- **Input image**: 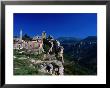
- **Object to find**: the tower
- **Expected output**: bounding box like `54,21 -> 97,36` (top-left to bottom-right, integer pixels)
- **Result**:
42,31 -> 46,39
20,29 -> 22,41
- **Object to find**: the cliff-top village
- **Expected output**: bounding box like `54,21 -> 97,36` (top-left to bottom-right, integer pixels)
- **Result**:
13,30 -> 64,75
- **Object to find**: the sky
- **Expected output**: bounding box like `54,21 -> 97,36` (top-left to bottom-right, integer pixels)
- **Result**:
13,13 -> 97,39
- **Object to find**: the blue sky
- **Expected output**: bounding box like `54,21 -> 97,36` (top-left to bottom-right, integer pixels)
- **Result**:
13,13 -> 97,39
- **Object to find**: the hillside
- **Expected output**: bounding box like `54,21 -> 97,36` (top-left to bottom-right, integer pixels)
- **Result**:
59,36 -> 97,75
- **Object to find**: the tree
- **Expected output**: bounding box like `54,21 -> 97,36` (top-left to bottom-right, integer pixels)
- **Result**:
43,39 -> 51,54
22,34 -> 32,41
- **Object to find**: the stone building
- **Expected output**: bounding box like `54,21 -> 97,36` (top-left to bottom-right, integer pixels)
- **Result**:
13,30 -> 45,54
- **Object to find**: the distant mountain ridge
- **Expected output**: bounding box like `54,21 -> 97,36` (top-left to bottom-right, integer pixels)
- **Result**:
57,36 -> 97,43
57,36 -> 97,42
57,37 -> 82,43
81,36 -> 97,42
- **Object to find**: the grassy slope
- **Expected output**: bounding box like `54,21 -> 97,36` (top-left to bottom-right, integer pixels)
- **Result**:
14,49 -> 96,75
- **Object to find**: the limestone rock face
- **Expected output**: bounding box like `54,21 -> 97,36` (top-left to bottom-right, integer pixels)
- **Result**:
31,36 -> 65,75
30,55 -> 64,75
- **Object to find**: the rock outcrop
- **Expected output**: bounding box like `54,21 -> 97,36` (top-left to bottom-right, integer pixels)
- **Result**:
30,35 -> 64,75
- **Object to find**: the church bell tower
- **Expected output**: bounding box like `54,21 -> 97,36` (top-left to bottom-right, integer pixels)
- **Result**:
20,29 -> 22,41
42,31 -> 46,39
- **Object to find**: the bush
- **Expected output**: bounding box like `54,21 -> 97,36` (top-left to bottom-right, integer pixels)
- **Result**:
14,66 -> 38,75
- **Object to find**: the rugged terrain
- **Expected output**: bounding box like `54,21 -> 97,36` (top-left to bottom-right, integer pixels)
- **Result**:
14,36 -> 97,75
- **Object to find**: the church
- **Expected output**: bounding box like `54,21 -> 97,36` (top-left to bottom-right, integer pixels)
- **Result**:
13,30 -> 46,54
